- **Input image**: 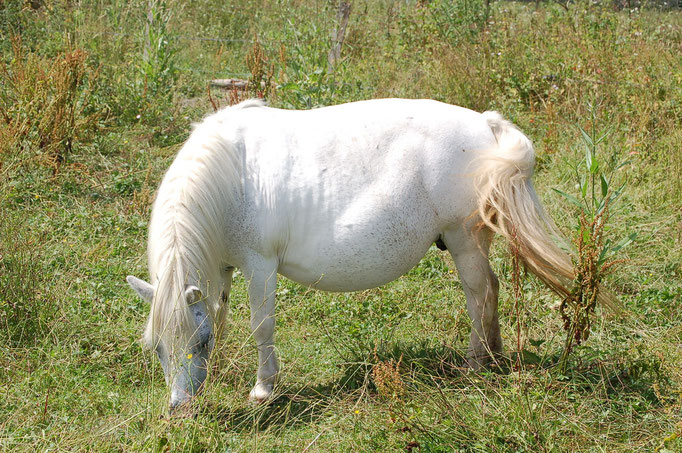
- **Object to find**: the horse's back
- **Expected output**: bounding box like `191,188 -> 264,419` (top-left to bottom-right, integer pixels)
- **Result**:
235,98 -> 495,216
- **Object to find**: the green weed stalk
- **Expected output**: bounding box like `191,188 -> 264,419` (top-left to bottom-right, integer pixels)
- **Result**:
553,103 -> 636,374
140,0 -> 177,102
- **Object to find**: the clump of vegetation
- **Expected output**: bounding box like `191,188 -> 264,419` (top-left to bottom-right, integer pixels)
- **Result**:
371,352 -> 406,401
139,0 -> 177,104
560,204 -> 616,359
245,37 -> 276,101
553,104 -> 637,372
0,212 -> 50,346
0,37 -> 97,173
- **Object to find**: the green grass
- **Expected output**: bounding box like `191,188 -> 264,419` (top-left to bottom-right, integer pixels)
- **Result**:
1,0 -> 680,451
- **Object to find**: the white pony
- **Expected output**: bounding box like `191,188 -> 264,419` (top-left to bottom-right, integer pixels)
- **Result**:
127,98 -> 585,411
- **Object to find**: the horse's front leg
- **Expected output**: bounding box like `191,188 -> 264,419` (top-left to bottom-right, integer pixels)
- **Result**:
244,260 -> 279,402
444,228 -> 503,370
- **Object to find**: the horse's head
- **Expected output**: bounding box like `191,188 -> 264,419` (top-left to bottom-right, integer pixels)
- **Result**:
126,275 -> 214,413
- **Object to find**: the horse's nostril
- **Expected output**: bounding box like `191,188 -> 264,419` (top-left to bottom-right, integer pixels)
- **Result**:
169,396 -> 191,416
169,389 -> 192,409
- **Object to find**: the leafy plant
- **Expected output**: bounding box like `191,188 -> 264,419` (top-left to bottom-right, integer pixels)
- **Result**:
429,0 -> 491,45
139,0 -> 177,101
276,14 -> 345,109
553,103 -> 636,373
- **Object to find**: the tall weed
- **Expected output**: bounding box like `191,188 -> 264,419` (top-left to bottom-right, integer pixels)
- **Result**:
245,37 -> 276,100
429,0 -> 491,45
275,7 -> 348,109
0,37 -> 97,173
140,0 -> 177,102
553,104 -> 636,372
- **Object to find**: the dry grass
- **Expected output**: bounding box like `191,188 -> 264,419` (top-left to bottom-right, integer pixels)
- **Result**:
0,36 -> 97,173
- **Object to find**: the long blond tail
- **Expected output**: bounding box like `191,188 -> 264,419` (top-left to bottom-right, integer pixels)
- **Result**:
474,112 -> 616,308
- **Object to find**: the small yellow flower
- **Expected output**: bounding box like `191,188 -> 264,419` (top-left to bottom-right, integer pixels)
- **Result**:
187,353 -> 193,360
354,410 -> 360,414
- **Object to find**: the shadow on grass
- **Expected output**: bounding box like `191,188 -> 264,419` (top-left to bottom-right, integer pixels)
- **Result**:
198,340 -> 671,432
200,341 -> 482,432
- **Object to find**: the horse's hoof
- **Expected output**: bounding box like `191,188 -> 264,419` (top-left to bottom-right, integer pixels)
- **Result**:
466,354 -> 492,371
248,382 -> 274,404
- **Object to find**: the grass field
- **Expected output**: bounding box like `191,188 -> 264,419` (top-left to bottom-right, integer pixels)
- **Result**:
1,0 -> 680,451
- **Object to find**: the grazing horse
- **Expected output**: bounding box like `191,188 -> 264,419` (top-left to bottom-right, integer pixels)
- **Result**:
127,99 -> 586,411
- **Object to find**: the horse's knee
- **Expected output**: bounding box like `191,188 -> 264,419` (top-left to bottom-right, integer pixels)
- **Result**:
251,316 -> 275,345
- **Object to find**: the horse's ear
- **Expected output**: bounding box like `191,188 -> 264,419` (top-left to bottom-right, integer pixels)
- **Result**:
127,275 -> 154,304
184,285 -> 202,304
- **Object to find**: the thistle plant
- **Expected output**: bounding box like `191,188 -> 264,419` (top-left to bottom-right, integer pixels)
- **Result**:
553,103 -> 636,374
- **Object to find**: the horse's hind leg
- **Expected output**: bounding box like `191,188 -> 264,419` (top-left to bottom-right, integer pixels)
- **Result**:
443,227 -> 502,369
243,259 -> 279,402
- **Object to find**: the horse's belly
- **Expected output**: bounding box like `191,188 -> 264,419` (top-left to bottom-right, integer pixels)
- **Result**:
279,237 -> 433,291
277,204 -> 440,291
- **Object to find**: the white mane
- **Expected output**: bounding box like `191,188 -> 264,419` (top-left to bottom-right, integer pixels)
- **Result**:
143,101 -> 262,346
